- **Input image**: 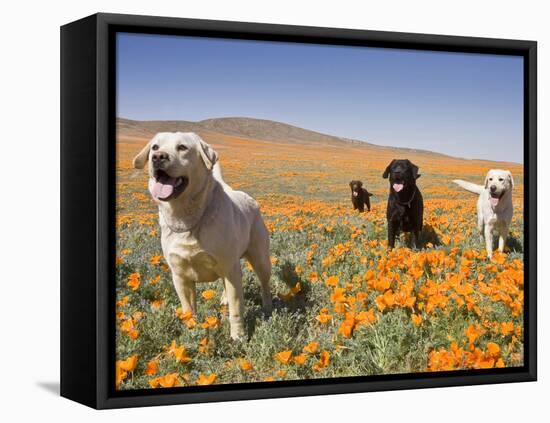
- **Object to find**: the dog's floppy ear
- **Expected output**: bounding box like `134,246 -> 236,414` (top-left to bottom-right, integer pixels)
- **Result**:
349,181 -> 354,188
382,160 -> 396,179
409,161 -> 421,180
507,171 -> 515,188
133,136 -> 155,169
195,134 -> 219,170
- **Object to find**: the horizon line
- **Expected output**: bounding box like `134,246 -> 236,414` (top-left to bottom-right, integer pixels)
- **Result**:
116,115 -> 524,166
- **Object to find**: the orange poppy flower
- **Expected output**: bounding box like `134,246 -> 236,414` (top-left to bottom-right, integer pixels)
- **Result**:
115,366 -> 128,389
196,373 -> 217,386
303,342 -> 319,354
293,354 -> 307,365
465,324 -> 483,344
486,342 -> 501,358
149,373 -> 180,388
117,355 -> 138,372
201,289 -> 216,300
411,314 -> 423,327
167,340 -> 192,363
316,308 -> 332,324
201,316 -> 220,329
274,350 -> 293,365
313,351 -> 330,372
150,255 -> 162,265
150,299 -> 163,310
145,360 -> 158,376
325,276 -> 339,287
127,272 -> 140,291
237,359 -> 253,371
501,321 -> 514,336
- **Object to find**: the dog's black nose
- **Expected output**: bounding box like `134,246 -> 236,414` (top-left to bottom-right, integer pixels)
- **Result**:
152,151 -> 169,164
490,185 -> 497,192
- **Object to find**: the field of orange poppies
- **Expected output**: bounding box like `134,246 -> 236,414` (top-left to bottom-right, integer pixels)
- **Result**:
115,124 -> 524,390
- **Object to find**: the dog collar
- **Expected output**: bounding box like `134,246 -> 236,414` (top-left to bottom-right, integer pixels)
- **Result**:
396,188 -> 416,208
159,177 -> 218,234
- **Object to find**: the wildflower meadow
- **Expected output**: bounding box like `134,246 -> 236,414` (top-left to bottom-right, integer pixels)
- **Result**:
115,127 -> 524,390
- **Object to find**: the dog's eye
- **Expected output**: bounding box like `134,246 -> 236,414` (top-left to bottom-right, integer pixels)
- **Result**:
498,178 -> 504,182
489,178 -> 493,181
152,145 -> 159,151
177,144 -> 188,152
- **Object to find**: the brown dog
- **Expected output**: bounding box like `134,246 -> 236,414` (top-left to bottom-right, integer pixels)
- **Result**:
349,180 -> 373,212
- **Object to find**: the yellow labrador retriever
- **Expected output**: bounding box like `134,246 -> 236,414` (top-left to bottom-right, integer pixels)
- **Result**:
133,132 -> 272,339
453,169 -> 514,259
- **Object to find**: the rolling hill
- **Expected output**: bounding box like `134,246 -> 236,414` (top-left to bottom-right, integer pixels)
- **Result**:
117,117 -> 463,160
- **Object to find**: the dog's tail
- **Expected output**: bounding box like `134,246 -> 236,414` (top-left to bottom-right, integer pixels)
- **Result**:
368,192 -> 374,197
453,179 -> 484,194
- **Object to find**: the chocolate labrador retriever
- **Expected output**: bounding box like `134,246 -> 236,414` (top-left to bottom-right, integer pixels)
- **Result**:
349,180 -> 373,212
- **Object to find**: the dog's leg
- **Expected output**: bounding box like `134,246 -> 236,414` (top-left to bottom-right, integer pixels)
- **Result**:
246,214 -> 273,316
484,225 -> 493,259
477,198 -> 485,243
219,289 -> 228,307
172,273 -> 196,314
365,196 -> 371,212
388,224 -> 396,249
245,252 -> 273,316
498,224 -> 510,253
412,230 -> 420,250
224,264 -> 246,340
478,214 -> 485,244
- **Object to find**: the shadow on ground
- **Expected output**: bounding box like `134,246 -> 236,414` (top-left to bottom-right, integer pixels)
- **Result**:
243,259 -> 312,337
419,224 -> 442,248
36,381 -> 60,396
506,234 -> 524,253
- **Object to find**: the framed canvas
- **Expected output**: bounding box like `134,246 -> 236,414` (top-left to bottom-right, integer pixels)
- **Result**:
60,13 -> 537,409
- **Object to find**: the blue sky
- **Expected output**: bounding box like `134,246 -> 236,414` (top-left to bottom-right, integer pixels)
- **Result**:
117,33 -> 524,163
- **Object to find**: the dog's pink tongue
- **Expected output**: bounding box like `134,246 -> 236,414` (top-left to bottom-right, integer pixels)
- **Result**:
393,183 -> 404,192
151,175 -> 178,200
490,197 -> 499,207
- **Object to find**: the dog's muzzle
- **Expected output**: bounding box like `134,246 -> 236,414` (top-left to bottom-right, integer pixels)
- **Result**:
151,169 -> 188,201
489,189 -> 505,207
152,151 -> 169,169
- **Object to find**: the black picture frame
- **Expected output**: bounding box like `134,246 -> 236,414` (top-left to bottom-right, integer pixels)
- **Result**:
60,12 -> 537,409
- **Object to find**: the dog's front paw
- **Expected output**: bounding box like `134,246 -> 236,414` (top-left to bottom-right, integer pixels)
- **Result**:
220,289 -> 228,307
261,295 -> 273,318
229,319 -> 246,341
230,330 -> 246,342
262,306 -> 273,320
